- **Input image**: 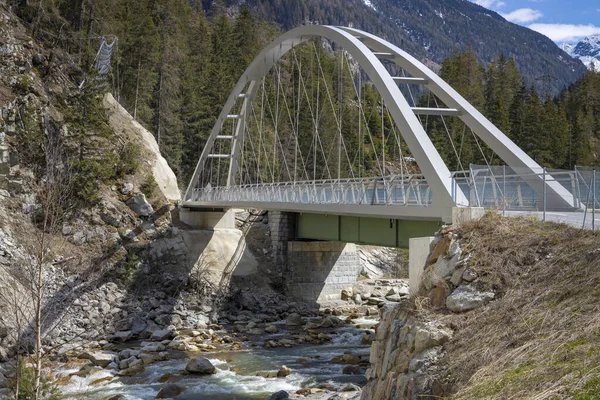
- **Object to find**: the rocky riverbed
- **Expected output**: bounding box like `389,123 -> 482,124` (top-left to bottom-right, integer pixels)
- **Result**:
22,308 -> 380,400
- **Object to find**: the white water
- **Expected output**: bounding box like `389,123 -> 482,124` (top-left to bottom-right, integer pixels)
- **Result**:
57,317 -> 378,400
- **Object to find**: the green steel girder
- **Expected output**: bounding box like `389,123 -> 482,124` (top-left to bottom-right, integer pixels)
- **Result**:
295,213 -> 441,248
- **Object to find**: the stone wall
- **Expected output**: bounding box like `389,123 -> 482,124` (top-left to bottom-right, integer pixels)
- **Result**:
268,211 -> 295,266
0,104 -> 18,191
360,304 -> 453,399
287,241 -> 361,302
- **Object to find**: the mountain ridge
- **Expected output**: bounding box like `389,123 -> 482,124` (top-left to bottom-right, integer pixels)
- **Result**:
561,34 -> 600,70
215,0 -> 587,93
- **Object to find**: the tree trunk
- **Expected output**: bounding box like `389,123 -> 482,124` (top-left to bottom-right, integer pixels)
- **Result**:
134,60 -> 141,120
33,207 -> 48,400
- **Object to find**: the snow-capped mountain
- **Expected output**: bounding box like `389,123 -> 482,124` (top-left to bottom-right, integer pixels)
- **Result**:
561,35 -> 600,70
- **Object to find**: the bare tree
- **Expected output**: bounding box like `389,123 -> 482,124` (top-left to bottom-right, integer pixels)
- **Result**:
0,114 -> 73,399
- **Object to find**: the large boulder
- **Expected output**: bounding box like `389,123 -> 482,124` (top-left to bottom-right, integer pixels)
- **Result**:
446,284 -> 495,313
269,391 -> 289,400
285,313 -> 304,326
155,384 -> 185,398
151,330 -> 172,341
277,365 -> 292,377
131,316 -> 148,336
185,357 -> 216,375
111,331 -> 132,343
126,193 -> 153,217
88,351 -> 115,368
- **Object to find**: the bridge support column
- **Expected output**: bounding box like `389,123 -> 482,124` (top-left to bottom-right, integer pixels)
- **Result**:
268,211 -> 296,266
179,208 -> 235,229
409,237 -> 435,297
287,241 -> 361,302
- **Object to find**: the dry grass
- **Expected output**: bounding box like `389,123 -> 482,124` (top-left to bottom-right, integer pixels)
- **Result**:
438,213 -> 600,399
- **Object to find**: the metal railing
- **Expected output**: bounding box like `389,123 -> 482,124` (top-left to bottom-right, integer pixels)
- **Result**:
453,164 -> 599,229
191,175 -> 433,207
190,165 -> 600,229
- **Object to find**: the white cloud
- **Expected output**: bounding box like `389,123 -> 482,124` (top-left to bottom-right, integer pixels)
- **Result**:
474,0 -> 496,8
529,23 -> 600,42
471,0 -> 506,10
501,8 -> 543,23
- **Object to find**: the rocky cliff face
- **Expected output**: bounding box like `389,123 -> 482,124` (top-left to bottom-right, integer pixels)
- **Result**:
0,2 -> 275,366
360,223 -> 501,399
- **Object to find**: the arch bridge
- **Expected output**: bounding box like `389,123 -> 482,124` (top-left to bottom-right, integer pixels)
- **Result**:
181,25 -> 578,248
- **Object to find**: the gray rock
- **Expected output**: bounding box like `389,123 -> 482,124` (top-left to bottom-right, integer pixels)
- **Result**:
269,391 -> 289,400
151,330 -> 171,341
450,267 -> 465,286
111,331 -> 132,343
62,224 -> 72,236
107,361 -> 119,370
434,252 -> 460,279
414,324 -> 452,353
121,183 -> 134,195
100,213 -> 121,228
185,357 -> 216,375
141,343 -> 166,352
409,347 -> 441,373
446,285 -> 495,313
156,383 -> 185,399
462,268 -> 478,282
73,231 -> 86,244
385,294 -> 403,302
131,316 -> 148,336
285,313 -> 304,326
0,372 -> 7,389
88,351 -> 114,368
126,193 -> 153,217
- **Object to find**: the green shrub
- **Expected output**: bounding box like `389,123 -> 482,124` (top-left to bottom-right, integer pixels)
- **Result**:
140,173 -> 159,199
116,142 -> 140,178
573,377 -> 600,400
15,74 -> 32,93
69,156 -> 117,204
3,357 -> 60,400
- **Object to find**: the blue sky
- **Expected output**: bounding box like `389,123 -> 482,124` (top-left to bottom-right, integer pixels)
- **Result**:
470,0 -> 600,42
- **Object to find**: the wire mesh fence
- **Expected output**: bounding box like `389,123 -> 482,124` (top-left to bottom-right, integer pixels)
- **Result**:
453,164 -> 599,229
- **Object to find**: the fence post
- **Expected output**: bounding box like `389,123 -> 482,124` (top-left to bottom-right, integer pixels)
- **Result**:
543,167 -> 546,222
593,169 -> 596,232
503,165 -> 506,216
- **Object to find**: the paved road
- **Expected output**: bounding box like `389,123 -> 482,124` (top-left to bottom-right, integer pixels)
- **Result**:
502,210 -> 599,230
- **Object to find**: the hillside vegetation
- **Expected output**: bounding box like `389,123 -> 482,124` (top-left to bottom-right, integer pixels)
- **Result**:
229,0 -> 585,94
426,51 -> 600,169
439,214 -> 600,399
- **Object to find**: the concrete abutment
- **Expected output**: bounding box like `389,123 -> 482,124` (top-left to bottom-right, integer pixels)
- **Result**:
287,241 -> 361,302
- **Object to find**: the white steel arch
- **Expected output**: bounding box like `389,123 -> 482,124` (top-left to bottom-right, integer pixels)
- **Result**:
184,25 -> 575,221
